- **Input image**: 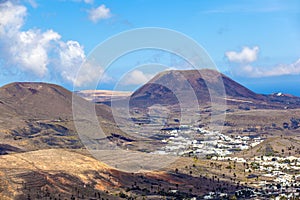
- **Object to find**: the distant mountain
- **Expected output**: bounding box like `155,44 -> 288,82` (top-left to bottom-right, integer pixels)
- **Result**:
129,69 -> 300,109
76,90 -> 132,103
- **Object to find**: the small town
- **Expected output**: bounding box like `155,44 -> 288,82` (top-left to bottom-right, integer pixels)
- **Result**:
155,126 -> 300,199
155,126 -> 264,157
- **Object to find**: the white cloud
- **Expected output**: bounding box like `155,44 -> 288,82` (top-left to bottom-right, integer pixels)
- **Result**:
226,45 -> 300,78
0,1 -> 61,77
122,70 -> 155,86
58,41 -> 112,87
235,59 -> 300,77
59,40 -> 85,69
225,46 -> 259,63
0,1 -> 26,34
0,1 -> 109,87
13,29 -> 61,77
88,4 -> 111,23
63,60 -> 111,87
58,40 -> 86,86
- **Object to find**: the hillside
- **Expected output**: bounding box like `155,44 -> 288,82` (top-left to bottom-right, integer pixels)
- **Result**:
0,82 -> 116,153
0,82 -> 73,119
0,149 -> 239,199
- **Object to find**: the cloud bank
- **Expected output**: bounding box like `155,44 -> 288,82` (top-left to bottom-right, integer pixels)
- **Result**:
238,59 -> 300,78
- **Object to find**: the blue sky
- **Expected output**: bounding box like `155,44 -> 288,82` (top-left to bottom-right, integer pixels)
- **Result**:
0,0 -> 300,95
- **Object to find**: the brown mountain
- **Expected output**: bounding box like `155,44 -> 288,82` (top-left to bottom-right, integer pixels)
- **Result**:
129,69 -> 300,109
0,82 -> 73,119
0,82 -> 115,153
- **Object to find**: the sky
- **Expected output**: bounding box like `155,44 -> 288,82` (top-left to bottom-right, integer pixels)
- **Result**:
0,0 -> 300,95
